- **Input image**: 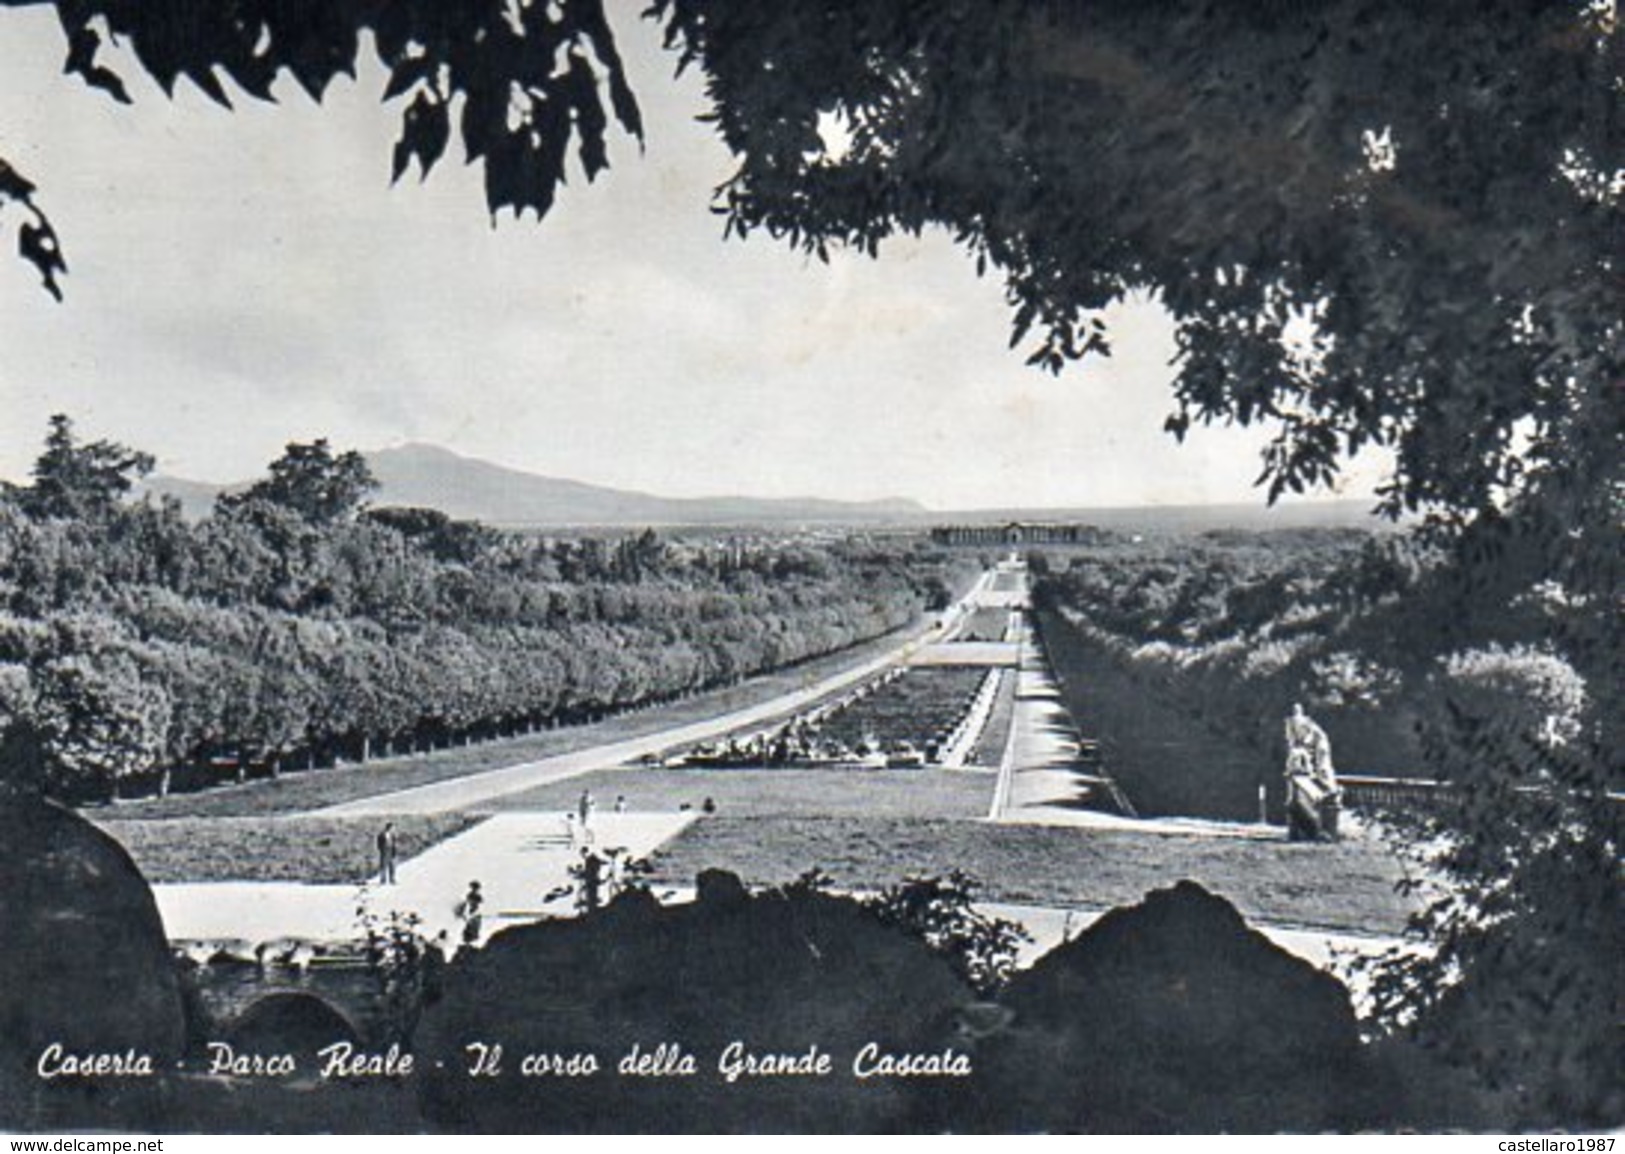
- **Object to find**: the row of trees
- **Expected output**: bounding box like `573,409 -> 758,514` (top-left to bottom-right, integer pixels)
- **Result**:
1032,528 -> 1619,1127
2,1 -> 1616,1127
1032,529 -> 1423,775
0,417 -> 969,801
1032,528 -> 1597,779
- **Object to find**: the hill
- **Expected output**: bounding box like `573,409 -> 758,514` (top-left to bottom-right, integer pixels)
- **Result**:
940,499 -> 1389,534
140,443 -> 930,527
136,444 -> 1385,531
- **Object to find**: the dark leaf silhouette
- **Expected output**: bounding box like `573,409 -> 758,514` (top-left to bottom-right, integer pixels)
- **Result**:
2,150 -> 68,300
18,217 -> 67,301
648,0 -> 1620,528
392,90 -> 450,183
381,54 -> 436,103
21,0 -> 647,259
0,156 -> 37,200
63,23 -> 131,104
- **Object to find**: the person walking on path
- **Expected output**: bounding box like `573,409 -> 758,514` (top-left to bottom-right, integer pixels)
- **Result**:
376,821 -> 398,885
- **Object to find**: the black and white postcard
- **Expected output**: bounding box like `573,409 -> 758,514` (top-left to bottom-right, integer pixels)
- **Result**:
0,0 -> 1618,1136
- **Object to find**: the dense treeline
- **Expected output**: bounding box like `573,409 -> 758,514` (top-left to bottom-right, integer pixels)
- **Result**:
1032,526 -> 1605,786
1031,528 -> 1435,777
0,419 -> 970,802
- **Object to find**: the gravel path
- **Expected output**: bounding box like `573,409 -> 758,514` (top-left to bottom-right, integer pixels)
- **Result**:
152,811 -> 695,946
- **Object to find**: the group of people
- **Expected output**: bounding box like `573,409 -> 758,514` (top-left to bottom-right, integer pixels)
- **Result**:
569,843 -> 634,912
375,823 -> 484,944
564,790 -> 638,911
563,789 -> 629,849
372,788 -> 650,950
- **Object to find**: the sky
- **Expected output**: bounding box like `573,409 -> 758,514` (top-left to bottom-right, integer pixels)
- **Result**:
0,4 -> 1387,511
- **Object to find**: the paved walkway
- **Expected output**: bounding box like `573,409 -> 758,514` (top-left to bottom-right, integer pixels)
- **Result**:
151,565 -> 1019,943
906,641 -> 1021,666
318,571 -> 1001,817
641,884 -> 1413,1010
159,865 -> 1412,1012
975,900 -> 1419,1013
153,811 -> 695,947
976,899 -> 1410,969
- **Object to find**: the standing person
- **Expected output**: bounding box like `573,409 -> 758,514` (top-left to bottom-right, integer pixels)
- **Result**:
613,794 -> 627,814
578,789 -> 596,845
456,881 -> 484,946
422,931 -> 452,1002
376,821 -> 398,885
577,849 -> 605,913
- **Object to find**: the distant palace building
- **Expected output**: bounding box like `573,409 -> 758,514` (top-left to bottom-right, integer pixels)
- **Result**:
930,521 -> 1100,546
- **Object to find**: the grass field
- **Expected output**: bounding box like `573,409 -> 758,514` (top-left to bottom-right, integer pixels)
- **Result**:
94,813 -> 481,883
480,766 -> 996,818
88,619 -> 928,820
647,815 -> 1415,934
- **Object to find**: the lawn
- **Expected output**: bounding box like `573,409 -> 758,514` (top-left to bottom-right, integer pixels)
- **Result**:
480,766 -> 996,819
647,816 -> 1415,935
86,618 -> 928,820
94,813 -> 482,883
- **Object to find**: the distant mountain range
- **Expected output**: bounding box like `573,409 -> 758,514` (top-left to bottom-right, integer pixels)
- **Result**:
140,443 -> 931,527
138,442 -> 1384,531
938,499 -> 1390,533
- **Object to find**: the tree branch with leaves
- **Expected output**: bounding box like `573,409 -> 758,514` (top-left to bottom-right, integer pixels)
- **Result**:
0,154 -> 66,299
